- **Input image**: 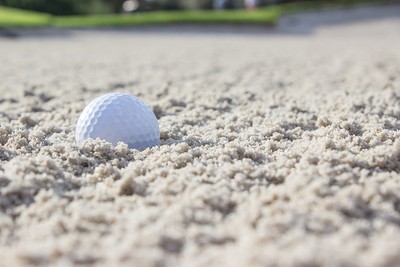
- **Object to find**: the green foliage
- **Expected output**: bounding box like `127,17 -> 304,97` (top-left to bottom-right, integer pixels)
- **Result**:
176,0 -> 212,9
0,0 -> 113,15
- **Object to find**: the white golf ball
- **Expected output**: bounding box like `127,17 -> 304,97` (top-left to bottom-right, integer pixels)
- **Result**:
76,93 -> 160,150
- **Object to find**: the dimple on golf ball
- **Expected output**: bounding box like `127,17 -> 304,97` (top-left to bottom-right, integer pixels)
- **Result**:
76,93 -> 160,150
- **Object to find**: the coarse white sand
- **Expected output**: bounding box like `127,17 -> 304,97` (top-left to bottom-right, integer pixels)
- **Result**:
1,4 -> 400,267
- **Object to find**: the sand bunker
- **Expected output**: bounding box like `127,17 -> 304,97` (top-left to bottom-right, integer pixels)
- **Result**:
1,4 -> 400,267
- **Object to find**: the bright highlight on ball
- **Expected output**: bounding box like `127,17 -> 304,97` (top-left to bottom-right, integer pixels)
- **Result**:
76,93 -> 160,150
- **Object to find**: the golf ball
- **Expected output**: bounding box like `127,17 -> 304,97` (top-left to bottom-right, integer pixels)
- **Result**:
76,93 -> 160,150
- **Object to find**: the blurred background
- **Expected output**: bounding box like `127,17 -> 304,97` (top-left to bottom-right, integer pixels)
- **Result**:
0,0 -> 343,15
0,0 -> 391,28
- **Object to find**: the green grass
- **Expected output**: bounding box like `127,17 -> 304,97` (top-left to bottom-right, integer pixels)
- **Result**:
0,0 -> 393,28
0,6 -> 51,27
53,9 -> 280,27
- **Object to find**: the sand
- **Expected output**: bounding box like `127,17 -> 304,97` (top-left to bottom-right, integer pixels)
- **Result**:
1,3 -> 400,267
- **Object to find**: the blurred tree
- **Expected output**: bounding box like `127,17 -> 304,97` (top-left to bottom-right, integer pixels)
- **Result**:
176,0 -> 212,9
110,0 -> 175,12
158,0 -> 180,9
0,0 -> 113,15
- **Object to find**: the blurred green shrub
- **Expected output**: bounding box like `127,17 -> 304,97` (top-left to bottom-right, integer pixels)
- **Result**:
0,0 -> 113,15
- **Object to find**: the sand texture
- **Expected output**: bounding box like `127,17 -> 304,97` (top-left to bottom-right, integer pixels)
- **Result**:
1,4 -> 400,267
